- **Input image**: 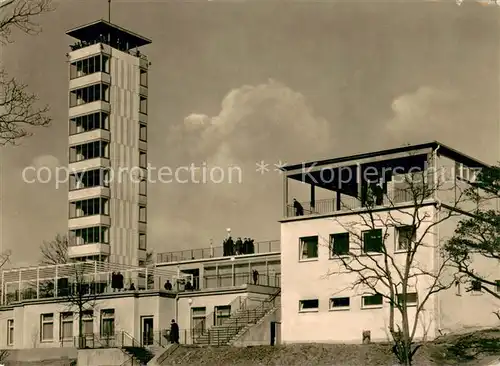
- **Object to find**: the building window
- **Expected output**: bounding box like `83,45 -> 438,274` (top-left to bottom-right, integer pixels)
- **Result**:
139,95 -> 148,114
7,319 -> 14,346
363,229 -> 383,253
139,205 -> 147,223
69,54 -> 110,79
40,313 -> 54,341
299,236 -> 318,260
139,150 -> 147,168
69,168 -> 110,190
330,233 -> 349,256
69,140 -> 110,162
361,294 -> 383,308
69,83 -> 110,107
69,226 -> 109,245
139,233 -> 147,250
139,123 -> 147,142
191,307 -> 206,334
60,312 -> 73,340
396,293 -> 418,306
69,198 -> 110,218
82,310 -> 94,336
140,68 -> 148,87
299,299 -> 319,312
139,179 -> 147,196
471,280 -> 482,293
69,112 -> 109,135
396,225 -> 416,251
329,297 -> 350,310
214,305 -> 231,326
101,309 -> 115,337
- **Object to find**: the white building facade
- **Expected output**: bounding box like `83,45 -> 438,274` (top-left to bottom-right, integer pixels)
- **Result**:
280,142 -> 500,344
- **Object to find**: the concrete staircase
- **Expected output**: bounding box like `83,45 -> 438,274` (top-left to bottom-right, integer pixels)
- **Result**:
194,290 -> 280,346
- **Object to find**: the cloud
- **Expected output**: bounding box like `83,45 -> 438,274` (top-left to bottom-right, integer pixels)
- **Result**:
184,113 -> 210,128
31,154 -> 61,171
150,80 -> 334,250
20,154 -> 62,183
385,86 -> 458,144
171,79 -> 332,165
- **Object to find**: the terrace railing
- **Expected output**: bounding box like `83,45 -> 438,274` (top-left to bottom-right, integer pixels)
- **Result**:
285,187 -> 427,218
1,261 -> 192,305
156,240 -> 280,263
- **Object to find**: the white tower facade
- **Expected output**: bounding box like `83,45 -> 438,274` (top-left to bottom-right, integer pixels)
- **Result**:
66,20 -> 151,266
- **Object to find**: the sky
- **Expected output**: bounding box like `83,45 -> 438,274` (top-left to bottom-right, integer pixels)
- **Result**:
0,0 -> 498,267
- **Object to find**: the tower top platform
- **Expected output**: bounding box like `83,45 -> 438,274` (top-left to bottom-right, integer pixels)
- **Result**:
67,19 -> 152,51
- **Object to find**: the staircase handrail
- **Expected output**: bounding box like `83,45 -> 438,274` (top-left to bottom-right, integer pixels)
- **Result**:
193,295 -> 247,336
204,289 -> 281,345
221,290 -> 280,330
121,330 -> 143,348
74,331 -> 142,366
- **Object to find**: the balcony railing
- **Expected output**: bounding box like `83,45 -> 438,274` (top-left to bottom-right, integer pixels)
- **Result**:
69,40 -> 148,61
156,240 -> 280,263
286,187 -> 424,218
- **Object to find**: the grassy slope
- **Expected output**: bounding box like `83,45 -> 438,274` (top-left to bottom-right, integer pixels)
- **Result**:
161,329 -> 500,366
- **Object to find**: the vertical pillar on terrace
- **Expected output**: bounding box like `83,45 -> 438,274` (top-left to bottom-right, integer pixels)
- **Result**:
283,174 -> 288,217
1,270 -> 4,305
215,263 -> 219,289
310,184 -> 316,212
265,259 -> 269,286
55,265 -> 58,298
231,263 -> 235,287
336,191 -> 341,211
36,267 -> 40,300
18,270 -> 21,301
356,163 -> 362,202
94,261 -> 98,288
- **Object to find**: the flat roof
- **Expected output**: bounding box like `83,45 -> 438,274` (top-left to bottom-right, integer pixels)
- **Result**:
66,19 -> 152,48
281,141 -> 489,172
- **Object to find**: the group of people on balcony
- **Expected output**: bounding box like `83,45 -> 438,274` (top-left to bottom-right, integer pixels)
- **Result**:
222,237 -> 255,257
164,279 -> 197,292
70,35 -> 143,56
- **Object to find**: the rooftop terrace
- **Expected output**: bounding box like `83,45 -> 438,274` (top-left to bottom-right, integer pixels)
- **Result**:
156,240 -> 280,264
281,141 -> 488,219
1,261 -> 190,306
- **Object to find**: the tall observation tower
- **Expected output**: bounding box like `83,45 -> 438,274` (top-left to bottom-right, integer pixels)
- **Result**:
66,19 -> 151,266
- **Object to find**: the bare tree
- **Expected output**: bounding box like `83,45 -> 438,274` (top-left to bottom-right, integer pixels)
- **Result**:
0,0 -> 53,145
59,262 -> 100,348
324,166 -> 465,365
445,165 -> 500,306
39,234 -> 68,265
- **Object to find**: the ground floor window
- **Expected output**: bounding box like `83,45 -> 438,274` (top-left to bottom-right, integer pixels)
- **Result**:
101,309 -> 115,337
214,305 -> 231,326
7,319 -> 14,345
60,312 -> 73,340
40,313 -> 54,341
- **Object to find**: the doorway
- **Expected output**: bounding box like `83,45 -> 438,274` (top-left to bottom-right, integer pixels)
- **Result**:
141,316 -> 154,346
